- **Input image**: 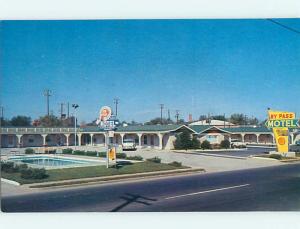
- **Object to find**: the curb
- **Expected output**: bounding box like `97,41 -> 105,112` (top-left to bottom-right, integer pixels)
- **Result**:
27,168 -> 205,188
1,178 -> 20,186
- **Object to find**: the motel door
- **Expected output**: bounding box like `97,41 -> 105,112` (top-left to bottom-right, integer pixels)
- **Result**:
7,135 -> 15,147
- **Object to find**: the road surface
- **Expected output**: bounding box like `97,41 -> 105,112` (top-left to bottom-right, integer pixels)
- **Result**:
2,163 -> 300,212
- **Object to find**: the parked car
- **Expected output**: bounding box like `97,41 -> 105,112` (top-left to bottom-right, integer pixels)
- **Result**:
122,139 -> 137,151
230,139 -> 247,148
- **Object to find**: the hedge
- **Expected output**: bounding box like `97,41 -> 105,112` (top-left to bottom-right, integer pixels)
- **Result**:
25,148 -> 35,154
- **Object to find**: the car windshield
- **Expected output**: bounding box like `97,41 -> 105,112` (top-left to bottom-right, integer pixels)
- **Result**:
123,139 -> 134,143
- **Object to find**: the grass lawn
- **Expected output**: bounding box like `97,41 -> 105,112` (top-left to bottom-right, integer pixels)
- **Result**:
1,162 -> 189,184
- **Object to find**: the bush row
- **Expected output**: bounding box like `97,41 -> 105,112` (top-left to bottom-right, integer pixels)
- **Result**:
1,161 -> 48,180
62,148 -> 127,159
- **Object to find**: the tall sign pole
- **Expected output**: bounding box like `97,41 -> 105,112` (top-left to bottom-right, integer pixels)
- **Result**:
96,106 -> 118,168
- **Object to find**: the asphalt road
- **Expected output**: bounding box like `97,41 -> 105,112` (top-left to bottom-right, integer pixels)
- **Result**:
2,163 -> 300,212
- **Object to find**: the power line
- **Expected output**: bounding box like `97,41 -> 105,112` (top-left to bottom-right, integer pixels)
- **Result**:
267,19 -> 300,35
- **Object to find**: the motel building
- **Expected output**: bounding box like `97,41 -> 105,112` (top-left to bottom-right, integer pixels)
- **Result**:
1,122 -> 300,150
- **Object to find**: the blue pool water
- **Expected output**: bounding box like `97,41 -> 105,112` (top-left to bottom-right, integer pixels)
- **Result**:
9,156 -> 91,167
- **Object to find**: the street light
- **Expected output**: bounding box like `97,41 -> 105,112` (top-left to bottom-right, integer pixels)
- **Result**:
72,104 -> 79,151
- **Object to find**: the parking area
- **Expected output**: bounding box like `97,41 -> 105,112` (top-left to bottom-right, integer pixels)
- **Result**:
123,147 -> 282,172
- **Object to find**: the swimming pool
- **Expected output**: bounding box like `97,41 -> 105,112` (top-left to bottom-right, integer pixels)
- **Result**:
8,156 -> 104,168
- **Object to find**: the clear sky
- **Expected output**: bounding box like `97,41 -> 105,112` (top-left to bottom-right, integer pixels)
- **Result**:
1,19 -> 300,123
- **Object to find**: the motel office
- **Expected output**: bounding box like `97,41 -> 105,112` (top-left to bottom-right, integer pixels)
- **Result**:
1,124 -> 300,149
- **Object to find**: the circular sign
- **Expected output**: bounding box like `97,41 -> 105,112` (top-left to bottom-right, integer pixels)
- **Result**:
99,106 -> 112,122
278,137 -> 286,145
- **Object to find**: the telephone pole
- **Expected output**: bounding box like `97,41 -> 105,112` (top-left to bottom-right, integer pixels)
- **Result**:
0,106 -> 3,127
167,109 -> 171,121
43,89 -> 52,116
114,98 -> 119,117
175,110 -> 179,124
59,103 -> 65,119
159,104 -> 164,124
67,102 -> 70,118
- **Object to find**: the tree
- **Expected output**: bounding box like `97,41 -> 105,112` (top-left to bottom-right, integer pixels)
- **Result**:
39,115 -> 62,127
229,113 -> 246,125
191,136 -> 200,149
10,116 -> 31,126
174,130 -> 194,150
0,118 -> 11,126
248,117 -> 259,125
199,115 -> 207,121
211,115 -> 226,121
201,140 -> 211,149
220,139 -> 230,149
145,117 -> 174,125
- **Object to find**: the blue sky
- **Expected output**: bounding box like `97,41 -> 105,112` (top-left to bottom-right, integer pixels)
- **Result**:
1,19 -> 300,123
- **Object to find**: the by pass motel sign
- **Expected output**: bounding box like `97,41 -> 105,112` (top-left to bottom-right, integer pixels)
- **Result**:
265,110 -> 299,153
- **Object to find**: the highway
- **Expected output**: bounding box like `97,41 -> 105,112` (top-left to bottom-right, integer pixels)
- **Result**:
2,163 -> 300,212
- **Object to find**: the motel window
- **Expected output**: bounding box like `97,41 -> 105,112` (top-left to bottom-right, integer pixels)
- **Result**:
143,135 -> 147,145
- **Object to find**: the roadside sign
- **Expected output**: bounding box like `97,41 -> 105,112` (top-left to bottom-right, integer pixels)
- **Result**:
108,147 -> 116,161
268,111 -> 295,120
265,119 -> 299,128
266,110 -> 298,153
108,131 -> 114,137
99,106 -> 112,122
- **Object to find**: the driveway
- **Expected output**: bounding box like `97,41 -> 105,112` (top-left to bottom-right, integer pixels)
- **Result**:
124,148 -> 282,172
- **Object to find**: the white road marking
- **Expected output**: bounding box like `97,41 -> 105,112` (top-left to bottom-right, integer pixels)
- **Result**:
165,184 -> 250,200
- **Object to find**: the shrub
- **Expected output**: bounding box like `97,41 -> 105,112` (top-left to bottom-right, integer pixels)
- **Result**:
126,155 -> 143,161
269,154 -> 282,160
1,161 -> 17,173
147,157 -> 161,163
168,161 -> 182,167
47,150 -> 56,154
16,163 -> 28,171
116,153 -> 127,159
25,148 -> 35,154
73,150 -> 85,155
98,152 -> 107,157
62,148 -> 73,154
85,151 -> 98,157
20,168 -> 48,179
201,140 -> 211,149
220,139 -> 230,149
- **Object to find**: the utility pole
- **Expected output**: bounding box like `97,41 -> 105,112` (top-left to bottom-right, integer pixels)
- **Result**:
0,106 -> 3,127
224,113 -> 226,128
59,103 -> 64,119
72,104 -> 79,151
175,110 -> 179,124
67,102 -> 70,118
159,104 -> 164,124
114,98 -> 119,117
43,89 -> 52,116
